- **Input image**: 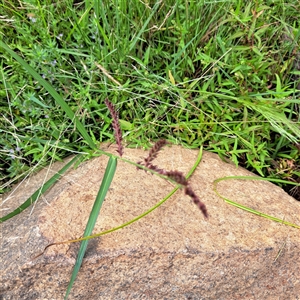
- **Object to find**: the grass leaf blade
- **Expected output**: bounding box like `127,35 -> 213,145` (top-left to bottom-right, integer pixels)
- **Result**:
59,146 -> 203,244
64,156 -> 117,299
213,176 -> 300,229
0,155 -> 81,223
129,0 -> 162,52
0,41 -> 96,149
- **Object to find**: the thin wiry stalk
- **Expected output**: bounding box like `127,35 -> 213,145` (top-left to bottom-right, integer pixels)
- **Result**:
138,140 -> 208,218
105,99 -> 123,157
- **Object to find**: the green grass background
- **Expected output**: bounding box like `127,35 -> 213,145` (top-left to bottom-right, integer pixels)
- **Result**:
1,0 -> 299,198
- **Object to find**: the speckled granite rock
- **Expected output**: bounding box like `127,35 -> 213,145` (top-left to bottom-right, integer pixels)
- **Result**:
1,144 -> 299,299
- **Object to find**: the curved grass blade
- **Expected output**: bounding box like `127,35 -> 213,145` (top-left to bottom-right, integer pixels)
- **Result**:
64,156 -> 117,300
129,0 -> 162,52
213,176 -> 300,229
39,147 -> 203,249
0,155 -> 81,223
0,41 -> 96,150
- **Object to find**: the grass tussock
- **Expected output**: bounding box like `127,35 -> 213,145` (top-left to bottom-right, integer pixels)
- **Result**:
0,0 -> 299,199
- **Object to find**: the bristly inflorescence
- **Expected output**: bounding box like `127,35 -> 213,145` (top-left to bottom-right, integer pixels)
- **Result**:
105,99 -> 123,157
103,106 -> 208,218
137,140 -> 208,218
137,139 -> 168,171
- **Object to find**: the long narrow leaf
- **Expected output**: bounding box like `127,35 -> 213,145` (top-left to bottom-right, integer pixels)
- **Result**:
44,147 -> 203,247
0,155 -> 81,223
129,1 -> 162,52
213,176 -> 300,229
0,41 -> 96,149
64,156 -> 117,299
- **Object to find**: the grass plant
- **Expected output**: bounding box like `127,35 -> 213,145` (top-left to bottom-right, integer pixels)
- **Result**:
63,99 -> 207,298
31,98 -> 298,299
1,0 -> 300,298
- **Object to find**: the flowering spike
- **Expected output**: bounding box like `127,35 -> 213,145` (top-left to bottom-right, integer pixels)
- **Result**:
137,140 -> 208,218
105,99 -> 123,157
185,187 -> 208,218
144,139 -> 168,167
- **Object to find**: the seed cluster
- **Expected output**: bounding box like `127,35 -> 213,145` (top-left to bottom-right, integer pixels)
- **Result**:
105,100 -> 208,218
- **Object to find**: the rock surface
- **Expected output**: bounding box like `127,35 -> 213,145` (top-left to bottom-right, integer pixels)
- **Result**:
1,144 -> 299,299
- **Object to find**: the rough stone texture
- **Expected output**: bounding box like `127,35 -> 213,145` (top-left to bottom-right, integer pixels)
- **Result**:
1,144 -> 299,300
